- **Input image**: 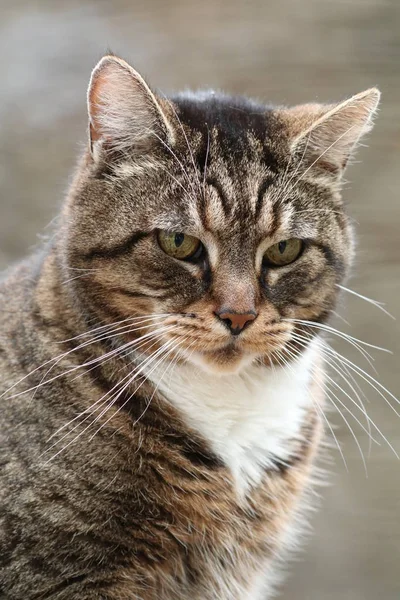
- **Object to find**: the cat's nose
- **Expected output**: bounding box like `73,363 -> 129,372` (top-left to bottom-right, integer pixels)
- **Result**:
215,309 -> 257,336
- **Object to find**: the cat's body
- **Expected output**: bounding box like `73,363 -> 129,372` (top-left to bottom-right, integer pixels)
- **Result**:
0,55 -> 379,599
0,254 -> 321,599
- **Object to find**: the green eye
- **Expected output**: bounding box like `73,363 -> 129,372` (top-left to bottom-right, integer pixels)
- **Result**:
264,238 -> 303,267
157,230 -> 202,260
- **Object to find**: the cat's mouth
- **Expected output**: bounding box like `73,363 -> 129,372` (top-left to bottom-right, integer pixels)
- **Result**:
161,313 -> 291,374
186,342 -> 258,375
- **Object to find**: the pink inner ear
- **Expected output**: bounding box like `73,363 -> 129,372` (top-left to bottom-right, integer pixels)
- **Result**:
88,69 -> 110,145
87,56 -> 174,155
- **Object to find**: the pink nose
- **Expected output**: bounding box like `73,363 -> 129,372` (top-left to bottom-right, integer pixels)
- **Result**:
215,309 -> 257,336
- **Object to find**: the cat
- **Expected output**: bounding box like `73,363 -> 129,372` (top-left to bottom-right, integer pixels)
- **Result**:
0,54 -> 380,599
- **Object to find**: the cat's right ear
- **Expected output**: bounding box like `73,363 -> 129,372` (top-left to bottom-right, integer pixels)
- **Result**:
87,55 -> 174,157
280,88 -> 380,182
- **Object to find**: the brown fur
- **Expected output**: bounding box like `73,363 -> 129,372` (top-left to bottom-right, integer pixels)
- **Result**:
0,55 -> 379,599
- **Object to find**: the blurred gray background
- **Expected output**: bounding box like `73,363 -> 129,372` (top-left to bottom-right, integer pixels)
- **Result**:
0,1 -> 399,598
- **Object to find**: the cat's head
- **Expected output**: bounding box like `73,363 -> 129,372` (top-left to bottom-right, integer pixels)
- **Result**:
61,55 -> 379,374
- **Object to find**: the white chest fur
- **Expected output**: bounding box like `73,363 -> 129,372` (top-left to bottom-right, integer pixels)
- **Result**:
148,343 -> 317,495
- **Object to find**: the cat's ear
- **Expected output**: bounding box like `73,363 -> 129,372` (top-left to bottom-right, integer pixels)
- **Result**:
87,55 -> 174,156
282,88 -> 380,180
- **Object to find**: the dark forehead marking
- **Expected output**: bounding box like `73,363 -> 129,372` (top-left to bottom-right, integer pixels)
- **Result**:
255,175 -> 275,221
205,176 -> 231,217
169,93 -> 288,230
172,93 -> 268,135
171,92 -> 284,173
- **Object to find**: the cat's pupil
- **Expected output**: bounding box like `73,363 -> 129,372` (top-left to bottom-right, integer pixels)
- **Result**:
174,233 -> 185,247
278,241 -> 287,254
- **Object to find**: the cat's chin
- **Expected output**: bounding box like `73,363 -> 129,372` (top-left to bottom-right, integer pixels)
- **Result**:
185,348 -> 258,375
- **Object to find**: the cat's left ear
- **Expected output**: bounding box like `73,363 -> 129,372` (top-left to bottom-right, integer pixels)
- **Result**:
281,88 -> 380,180
87,55 -> 174,156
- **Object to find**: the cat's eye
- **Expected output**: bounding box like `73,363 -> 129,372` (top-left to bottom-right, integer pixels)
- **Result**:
157,230 -> 202,260
263,238 -> 303,267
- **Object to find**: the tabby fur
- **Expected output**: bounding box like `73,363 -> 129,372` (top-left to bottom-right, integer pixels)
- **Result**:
0,55 -> 379,599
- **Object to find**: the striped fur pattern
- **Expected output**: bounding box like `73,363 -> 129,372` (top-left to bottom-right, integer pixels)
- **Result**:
0,55 -> 379,599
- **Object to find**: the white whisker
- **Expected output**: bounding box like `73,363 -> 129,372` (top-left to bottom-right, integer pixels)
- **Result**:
42,336 -> 182,463
47,327 -> 182,442
284,342 -> 369,473
92,335 -> 191,442
31,319 -> 174,402
284,317 -> 391,364
273,346 -> 349,471
147,127 -> 199,199
294,124 -> 357,188
337,284 -> 395,319
278,133 -> 311,205
285,340 -> 379,445
0,314 -> 172,402
288,332 -> 399,458
163,96 -> 204,198
9,324 -> 178,401
60,314 -> 171,343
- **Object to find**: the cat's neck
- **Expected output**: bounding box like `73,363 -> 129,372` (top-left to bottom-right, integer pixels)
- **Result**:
147,343 -> 320,495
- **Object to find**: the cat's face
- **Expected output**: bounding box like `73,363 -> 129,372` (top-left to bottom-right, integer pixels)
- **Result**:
61,56 -> 379,374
